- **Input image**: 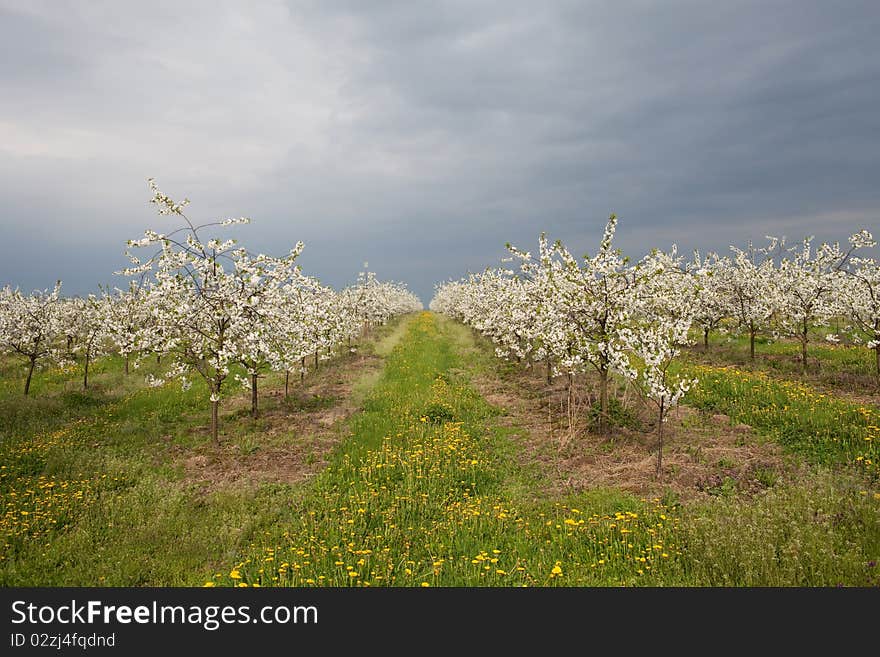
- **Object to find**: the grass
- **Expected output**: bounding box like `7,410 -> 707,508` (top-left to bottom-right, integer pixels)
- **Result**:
217,313 -> 880,586
2,313 -> 878,586
676,471 -> 880,586
0,366 -> 277,585
687,328 -> 879,389
0,320 -> 406,585
218,313 -> 681,587
682,364 -> 879,478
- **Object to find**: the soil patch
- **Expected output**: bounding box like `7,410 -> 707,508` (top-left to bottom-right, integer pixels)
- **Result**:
474,365 -> 800,503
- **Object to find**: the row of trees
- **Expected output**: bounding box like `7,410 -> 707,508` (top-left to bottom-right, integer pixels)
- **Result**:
430,215 -> 878,474
688,230 -> 878,372
0,180 -> 422,442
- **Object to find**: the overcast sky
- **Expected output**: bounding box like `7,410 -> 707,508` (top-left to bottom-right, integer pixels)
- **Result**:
1,0 -> 878,302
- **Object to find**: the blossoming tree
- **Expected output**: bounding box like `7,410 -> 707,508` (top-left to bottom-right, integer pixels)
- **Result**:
121,179 -> 262,443
0,281 -> 64,395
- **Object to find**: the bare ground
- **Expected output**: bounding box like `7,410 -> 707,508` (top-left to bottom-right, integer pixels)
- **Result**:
473,365 -> 802,503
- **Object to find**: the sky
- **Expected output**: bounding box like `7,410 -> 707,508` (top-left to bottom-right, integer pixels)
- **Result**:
1,0 -> 879,303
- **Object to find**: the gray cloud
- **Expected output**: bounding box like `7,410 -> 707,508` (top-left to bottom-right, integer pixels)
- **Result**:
1,0 -> 878,301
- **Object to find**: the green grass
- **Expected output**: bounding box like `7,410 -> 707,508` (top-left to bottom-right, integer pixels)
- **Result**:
218,313 -> 680,587
689,327 -> 878,386
675,471 -> 880,586
218,313 -> 880,587
682,364 -> 879,478
0,320 -> 406,585
0,352 -> 293,585
2,313 -> 878,586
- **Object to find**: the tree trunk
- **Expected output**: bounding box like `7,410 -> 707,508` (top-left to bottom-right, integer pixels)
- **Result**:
301,357 -> 306,384
83,347 -> 90,390
749,324 -> 756,360
875,324 -> 880,382
546,358 -> 552,385
24,355 -> 36,395
251,373 -> 258,418
704,327 -> 709,349
567,373 -> 574,436
599,367 -> 609,435
314,350 -> 319,370
801,318 -> 808,374
656,398 -> 665,478
211,396 -> 220,445
157,353 -> 161,365
124,355 -> 129,375
285,371 -> 290,398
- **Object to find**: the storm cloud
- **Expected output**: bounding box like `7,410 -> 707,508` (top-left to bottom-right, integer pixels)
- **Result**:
1,0 -> 878,301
